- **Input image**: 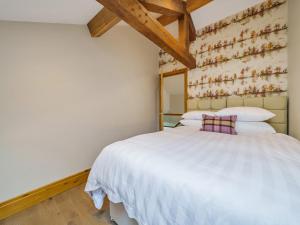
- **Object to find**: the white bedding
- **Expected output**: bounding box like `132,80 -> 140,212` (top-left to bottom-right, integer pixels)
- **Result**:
85,126 -> 300,225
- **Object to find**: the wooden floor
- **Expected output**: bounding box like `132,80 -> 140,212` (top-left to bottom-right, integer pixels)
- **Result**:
0,184 -> 113,225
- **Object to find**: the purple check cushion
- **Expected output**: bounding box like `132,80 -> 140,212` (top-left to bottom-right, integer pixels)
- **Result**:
201,114 -> 237,135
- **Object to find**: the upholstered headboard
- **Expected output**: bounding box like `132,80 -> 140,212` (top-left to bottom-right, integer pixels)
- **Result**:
187,96 -> 288,134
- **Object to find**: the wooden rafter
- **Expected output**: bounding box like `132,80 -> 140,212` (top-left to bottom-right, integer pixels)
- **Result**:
88,0 -> 212,37
188,13 -> 196,42
157,0 -> 212,25
139,0 -> 185,16
88,8 -> 120,37
178,4 -> 190,49
186,0 -> 211,12
95,0 -> 196,68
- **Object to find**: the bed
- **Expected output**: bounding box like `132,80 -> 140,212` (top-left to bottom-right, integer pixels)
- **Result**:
85,96 -> 300,225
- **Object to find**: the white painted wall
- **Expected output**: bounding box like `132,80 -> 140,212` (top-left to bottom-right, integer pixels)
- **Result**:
163,89 -> 170,113
163,75 -> 185,114
288,0 -> 300,140
169,94 -> 184,114
0,21 -> 159,202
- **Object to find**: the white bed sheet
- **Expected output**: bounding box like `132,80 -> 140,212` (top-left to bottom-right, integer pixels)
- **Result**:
85,126 -> 300,225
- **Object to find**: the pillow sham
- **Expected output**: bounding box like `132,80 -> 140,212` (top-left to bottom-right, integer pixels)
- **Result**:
236,122 -> 276,134
216,107 -> 275,122
180,119 -> 203,128
201,115 -> 237,135
181,119 -> 276,135
182,111 -> 215,120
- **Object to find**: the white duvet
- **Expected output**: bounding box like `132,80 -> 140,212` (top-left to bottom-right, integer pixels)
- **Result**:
85,127 -> 300,225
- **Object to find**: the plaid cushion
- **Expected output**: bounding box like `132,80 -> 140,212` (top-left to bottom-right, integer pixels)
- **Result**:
201,114 -> 237,135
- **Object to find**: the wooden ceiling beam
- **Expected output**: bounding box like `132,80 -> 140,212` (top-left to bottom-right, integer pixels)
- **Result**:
178,12 -> 190,50
96,0 -> 196,69
88,0 -> 212,38
178,2 -> 195,47
88,8 -> 121,37
139,0 -> 185,16
158,0 -> 212,26
186,0 -> 211,12
178,2 -> 190,49
188,13 -> 196,42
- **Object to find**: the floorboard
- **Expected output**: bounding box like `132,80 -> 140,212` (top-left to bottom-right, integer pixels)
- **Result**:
0,184 -> 112,225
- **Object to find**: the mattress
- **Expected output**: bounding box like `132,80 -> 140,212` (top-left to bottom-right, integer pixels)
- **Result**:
85,126 -> 300,225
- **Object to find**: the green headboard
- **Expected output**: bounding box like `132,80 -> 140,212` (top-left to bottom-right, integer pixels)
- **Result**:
187,96 -> 288,134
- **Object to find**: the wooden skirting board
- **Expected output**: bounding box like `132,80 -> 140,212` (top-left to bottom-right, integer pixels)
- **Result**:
0,169 -> 91,220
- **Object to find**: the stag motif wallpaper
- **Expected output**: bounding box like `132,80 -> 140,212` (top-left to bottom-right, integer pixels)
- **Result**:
159,0 -> 288,99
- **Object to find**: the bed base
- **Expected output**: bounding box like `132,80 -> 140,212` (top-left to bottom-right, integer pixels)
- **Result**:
110,202 -> 139,225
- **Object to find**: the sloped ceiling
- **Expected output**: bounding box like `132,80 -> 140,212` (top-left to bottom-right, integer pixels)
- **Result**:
0,0 -> 102,24
190,0 -> 264,29
0,0 -> 264,27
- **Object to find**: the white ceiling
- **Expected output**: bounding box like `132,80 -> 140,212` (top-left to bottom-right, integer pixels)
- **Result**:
164,75 -> 185,95
0,0 -> 102,24
0,0 -> 265,26
191,0 -> 265,29
166,0 -> 265,36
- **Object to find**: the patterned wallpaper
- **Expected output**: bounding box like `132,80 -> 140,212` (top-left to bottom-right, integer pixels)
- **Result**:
159,0 -> 288,99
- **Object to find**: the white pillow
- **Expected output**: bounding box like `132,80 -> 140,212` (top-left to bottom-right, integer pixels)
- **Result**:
182,111 -> 215,120
180,119 -> 202,128
180,119 -> 276,135
236,122 -> 276,134
216,107 -> 275,122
